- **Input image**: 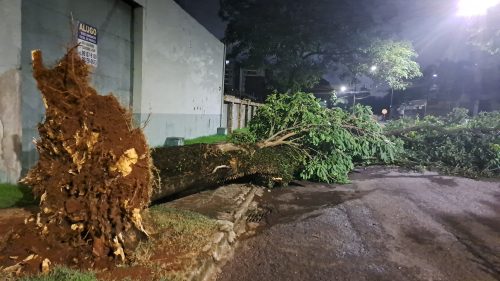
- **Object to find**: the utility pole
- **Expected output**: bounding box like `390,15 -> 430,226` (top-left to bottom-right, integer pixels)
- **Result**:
389,88 -> 394,118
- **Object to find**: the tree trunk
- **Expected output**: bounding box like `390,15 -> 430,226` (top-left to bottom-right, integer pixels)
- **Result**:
150,143 -> 302,201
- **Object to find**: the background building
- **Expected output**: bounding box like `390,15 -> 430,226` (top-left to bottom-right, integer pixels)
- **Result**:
0,0 -> 225,183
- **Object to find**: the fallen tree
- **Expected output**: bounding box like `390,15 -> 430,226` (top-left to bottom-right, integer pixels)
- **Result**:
385,108 -> 500,177
151,144 -> 302,201
152,93 -> 402,201
2,50 -> 399,275
11,48 -> 152,267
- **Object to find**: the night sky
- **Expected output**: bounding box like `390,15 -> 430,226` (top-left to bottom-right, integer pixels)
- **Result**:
175,0 -> 225,39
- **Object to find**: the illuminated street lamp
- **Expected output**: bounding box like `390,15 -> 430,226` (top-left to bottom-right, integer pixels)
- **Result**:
382,108 -> 388,120
457,0 -> 500,17
370,65 -> 377,72
340,85 -> 347,92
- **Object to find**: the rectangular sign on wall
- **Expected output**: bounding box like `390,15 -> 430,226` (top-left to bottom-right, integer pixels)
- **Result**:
77,21 -> 98,67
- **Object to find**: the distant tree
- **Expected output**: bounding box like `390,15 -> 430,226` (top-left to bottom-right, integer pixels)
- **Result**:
219,0 -> 408,92
358,40 -> 422,91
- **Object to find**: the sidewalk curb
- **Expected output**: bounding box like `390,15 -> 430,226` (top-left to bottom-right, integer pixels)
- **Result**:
186,186 -> 258,281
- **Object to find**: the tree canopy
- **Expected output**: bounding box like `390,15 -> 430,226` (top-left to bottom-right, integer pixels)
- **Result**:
219,0 -> 420,91
359,40 -> 422,90
232,92 -> 402,183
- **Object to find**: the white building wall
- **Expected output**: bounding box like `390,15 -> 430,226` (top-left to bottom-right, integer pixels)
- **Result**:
134,0 -> 225,146
20,0 -> 134,171
0,0 -> 22,183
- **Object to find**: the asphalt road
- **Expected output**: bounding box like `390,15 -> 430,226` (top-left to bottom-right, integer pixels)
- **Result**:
217,167 -> 500,281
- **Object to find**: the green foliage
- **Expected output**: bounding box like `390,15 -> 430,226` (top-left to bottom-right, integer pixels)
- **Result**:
249,92 -> 326,139
0,183 -> 36,209
386,109 -> 500,177
228,128 -> 257,144
248,92 -> 402,183
443,108 -> 469,125
184,134 -> 227,145
360,40 -> 422,90
467,111 -> 500,130
20,267 -> 97,281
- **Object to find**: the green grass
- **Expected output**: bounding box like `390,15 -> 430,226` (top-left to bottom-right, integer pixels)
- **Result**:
149,206 -> 218,279
19,267 -> 97,281
0,183 -> 36,209
148,206 -> 218,238
184,134 -> 227,145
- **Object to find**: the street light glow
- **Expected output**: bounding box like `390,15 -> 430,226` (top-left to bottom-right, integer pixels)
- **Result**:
370,65 -> 377,72
340,86 -> 347,92
457,0 -> 500,17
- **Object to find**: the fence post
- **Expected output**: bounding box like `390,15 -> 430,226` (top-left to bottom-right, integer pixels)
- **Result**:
227,102 -> 233,133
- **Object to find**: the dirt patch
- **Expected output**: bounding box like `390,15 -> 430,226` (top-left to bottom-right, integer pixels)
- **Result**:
1,48 -> 152,277
0,208 -> 32,249
0,209 -> 95,278
0,219 -> 98,276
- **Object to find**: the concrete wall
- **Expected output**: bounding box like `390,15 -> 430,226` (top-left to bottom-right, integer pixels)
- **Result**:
21,0 -> 134,171
0,0 -> 22,183
134,0 -> 225,146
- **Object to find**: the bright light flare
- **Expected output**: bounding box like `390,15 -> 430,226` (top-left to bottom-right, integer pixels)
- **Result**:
457,0 -> 500,17
340,86 -> 347,92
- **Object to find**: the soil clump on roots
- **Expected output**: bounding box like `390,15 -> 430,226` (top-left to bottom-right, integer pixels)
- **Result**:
0,48 -> 152,276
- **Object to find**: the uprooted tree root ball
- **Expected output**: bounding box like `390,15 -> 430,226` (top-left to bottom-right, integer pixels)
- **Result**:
4,48 -> 152,273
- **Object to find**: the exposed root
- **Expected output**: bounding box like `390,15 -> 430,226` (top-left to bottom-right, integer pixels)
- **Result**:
20,48 -> 152,265
211,165 -> 231,174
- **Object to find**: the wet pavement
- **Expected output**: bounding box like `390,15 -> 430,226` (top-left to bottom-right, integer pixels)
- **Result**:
216,167 -> 500,281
